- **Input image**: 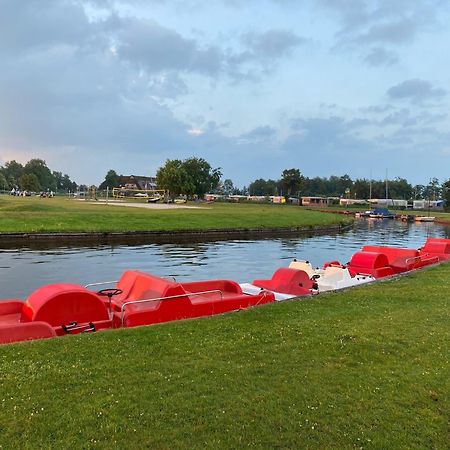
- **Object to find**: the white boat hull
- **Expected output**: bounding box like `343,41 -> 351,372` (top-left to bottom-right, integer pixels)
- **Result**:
289,261 -> 375,291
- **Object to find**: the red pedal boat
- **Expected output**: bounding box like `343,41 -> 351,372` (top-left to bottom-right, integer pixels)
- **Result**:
0,271 -> 275,345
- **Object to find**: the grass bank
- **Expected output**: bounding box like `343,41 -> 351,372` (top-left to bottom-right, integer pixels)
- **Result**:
1,264 -> 449,449
0,195 -> 350,234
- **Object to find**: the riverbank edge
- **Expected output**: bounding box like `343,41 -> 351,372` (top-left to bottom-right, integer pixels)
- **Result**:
0,222 -> 353,246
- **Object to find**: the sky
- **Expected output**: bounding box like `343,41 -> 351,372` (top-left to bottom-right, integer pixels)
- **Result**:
0,0 -> 449,187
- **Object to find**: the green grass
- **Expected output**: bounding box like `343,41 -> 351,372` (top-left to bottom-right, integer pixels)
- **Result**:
0,195 -> 350,234
1,264 -> 449,449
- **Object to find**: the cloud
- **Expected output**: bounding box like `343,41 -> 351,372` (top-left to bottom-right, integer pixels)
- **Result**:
187,128 -> 204,136
358,19 -> 418,45
1,0 -> 449,187
241,29 -> 304,59
238,125 -> 277,144
317,0 -> 445,61
112,17 -> 223,75
0,0 -> 92,56
363,47 -> 398,66
387,79 -> 447,103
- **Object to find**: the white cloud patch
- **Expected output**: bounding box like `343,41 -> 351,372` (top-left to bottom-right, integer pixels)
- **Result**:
187,128 -> 205,136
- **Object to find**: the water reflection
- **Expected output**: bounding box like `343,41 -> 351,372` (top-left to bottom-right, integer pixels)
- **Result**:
0,219 -> 448,299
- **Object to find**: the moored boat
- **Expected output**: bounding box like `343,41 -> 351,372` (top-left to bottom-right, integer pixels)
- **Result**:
368,208 -> 395,219
0,271 -> 275,345
288,260 -> 375,291
414,216 -> 436,222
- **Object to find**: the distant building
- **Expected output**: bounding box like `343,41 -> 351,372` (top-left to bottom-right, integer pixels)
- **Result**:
413,200 -> 444,210
300,196 -> 339,207
368,199 -> 408,208
339,199 -> 368,206
118,175 -> 157,190
205,194 -> 224,201
270,196 -> 286,204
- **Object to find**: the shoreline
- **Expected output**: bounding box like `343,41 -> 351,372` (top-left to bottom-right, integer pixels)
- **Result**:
0,223 -> 352,247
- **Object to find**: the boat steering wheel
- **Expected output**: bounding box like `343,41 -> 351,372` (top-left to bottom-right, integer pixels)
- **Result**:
97,288 -> 123,298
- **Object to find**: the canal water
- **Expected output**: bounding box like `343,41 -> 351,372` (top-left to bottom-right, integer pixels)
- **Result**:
1,219 -> 449,299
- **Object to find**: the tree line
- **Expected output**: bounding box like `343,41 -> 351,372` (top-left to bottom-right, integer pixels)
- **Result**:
4,156 -> 447,206
0,159 -> 78,193
247,172 -> 448,201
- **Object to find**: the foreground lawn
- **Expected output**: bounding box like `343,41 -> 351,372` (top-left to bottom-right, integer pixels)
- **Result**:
1,264 -> 449,449
0,195 -> 350,234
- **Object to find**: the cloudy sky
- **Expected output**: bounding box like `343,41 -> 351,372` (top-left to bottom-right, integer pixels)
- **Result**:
1,0 -> 449,186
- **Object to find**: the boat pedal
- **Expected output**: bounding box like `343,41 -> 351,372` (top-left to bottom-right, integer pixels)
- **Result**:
62,322 -> 78,333
82,323 -> 96,333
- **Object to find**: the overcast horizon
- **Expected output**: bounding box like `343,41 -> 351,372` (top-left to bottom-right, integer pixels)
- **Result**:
1,0 -> 449,187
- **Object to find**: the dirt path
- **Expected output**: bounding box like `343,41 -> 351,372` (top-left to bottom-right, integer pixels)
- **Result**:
85,200 -> 203,210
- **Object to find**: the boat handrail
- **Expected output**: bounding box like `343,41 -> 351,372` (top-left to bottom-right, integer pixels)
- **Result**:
418,255 -> 440,264
84,280 -> 119,289
85,276 -> 176,289
405,255 -> 422,265
405,255 -> 439,265
119,289 -> 224,327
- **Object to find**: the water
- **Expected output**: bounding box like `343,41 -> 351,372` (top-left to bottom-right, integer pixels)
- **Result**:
1,220 -> 448,299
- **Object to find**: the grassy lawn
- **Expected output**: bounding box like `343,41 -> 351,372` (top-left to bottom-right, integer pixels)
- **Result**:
0,195 -> 350,234
0,264 -> 449,449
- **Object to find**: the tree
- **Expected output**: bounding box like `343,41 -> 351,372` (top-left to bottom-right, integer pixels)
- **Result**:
99,170 -> 120,190
249,179 -> 267,196
413,184 -> 426,199
3,160 -> 24,187
19,173 -> 41,192
0,172 -> 8,190
427,177 -> 441,200
222,179 -> 235,196
156,157 -> 221,199
53,171 -> 77,192
442,179 -> 450,211
281,168 -> 302,197
389,177 -> 413,200
156,159 -> 192,199
352,178 -> 370,199
24,159 -> 56,190
182,157 -> 221,198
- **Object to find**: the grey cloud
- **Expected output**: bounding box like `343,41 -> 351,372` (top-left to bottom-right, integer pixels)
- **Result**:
359,19 -> 417,44
380,108 -> 416,127
364,47 -> 398,66
319,0 -> 445,57
378,108 -> 447,127
241,30 -> 304,59
109,17 -> 303,80
387,79 -> 447,103
113,17 -> 223,75
238,125 -> 277,143
280,110 -> 450,182
361,104 -> 394,114
0,0 -> 91,55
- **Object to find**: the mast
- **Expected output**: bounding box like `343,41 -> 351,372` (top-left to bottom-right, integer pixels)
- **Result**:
385,169 -> 389,205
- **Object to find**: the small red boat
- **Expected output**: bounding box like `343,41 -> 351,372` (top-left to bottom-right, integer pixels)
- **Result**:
0,271 -> 275,345
252,268 -> 317,297
419,237 -> 450,262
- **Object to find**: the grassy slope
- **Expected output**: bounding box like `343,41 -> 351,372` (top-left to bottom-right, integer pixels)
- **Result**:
0,196 -> 350,233
1,264 -> 449,449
